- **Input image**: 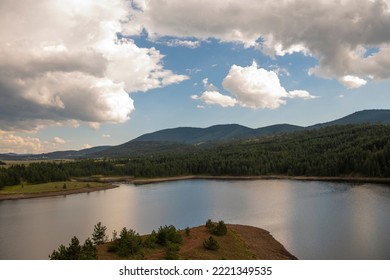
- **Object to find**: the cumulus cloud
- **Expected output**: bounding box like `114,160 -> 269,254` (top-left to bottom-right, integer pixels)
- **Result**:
53,137 -> 66,145
192,91 -> 237,107
287,90 -> 318,100
192,62 -> 315,109
0,134 -> 67,154
0,0 -> 188,132
128,0 -> 390,86
338,75 -> 368,89
222,62 -> 288,109
0,134 -> 43,154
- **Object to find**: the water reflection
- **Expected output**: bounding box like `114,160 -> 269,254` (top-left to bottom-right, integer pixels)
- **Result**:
0,179 -> 389,260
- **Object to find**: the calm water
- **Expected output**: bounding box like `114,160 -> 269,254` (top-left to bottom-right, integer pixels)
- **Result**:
0,179 -> 389,260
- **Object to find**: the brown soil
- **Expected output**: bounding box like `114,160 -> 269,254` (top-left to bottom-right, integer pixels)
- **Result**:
228,224 -> 297,260
97,224 -> 297,260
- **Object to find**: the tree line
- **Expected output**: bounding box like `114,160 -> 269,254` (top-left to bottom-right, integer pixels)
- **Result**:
1,124 -> 390,188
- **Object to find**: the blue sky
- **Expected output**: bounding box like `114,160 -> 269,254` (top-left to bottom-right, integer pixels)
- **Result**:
1,0 -> 390,153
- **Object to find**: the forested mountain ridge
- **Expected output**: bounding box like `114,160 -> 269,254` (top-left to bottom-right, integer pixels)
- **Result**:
309,109 -> 390,128
1,109 -> 389,160
126,109 -> 390,144
1,124 -> 389,187
95,109 -> 389,158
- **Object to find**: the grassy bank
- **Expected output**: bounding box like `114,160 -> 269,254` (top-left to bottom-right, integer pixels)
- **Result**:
0,181 -> 118,200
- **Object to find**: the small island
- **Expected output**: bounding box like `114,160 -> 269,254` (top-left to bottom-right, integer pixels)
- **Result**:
49,220 -> 296,260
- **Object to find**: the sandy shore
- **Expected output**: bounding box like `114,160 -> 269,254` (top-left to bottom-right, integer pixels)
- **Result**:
0,184 -> 119,201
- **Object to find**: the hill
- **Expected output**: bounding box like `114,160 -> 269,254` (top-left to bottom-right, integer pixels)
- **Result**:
1,123 -> 389,187
95,109 -> 389,157
0,146 -> 111,161
1,109 -> 389,160
310,109 -> 390,128
96,224 -> 297,260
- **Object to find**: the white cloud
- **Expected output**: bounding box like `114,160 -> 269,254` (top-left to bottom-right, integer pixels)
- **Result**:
102,134 -> 111,138
162,39 -> 201,48
269,65 -> 290,77
186,68 -> 202,74
287,90 -> 318,100
0,134 -> 66,154
53,137 -> 66,145
0,134 -> 43,154
192,91 -> 237,107
0,0 -> 188,132
192,62 -> 315,109
83,144 -> 93,149
223,62 -> 305,109
127,0 -> 390,87
338,75 -> 368,89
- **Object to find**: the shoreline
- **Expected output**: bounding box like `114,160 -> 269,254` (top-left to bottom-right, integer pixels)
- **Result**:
132,175 -> 390,185
1,174 -> 389,201
0,184 -> 119,201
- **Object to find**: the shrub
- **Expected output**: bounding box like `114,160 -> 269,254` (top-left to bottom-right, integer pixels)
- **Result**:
79,238 -> 97,260
205,219 -> 214,231
108,227 -> 143,257
185,227 -> 191,237
203,236 -> 219,251
213,220 -> 227,236
157,225 -> 183,246
49,236 -> 97,260
205,219 -> 228,236
143,230 -> 158,248
165,241 -> 180,260
111,230 -> 118,242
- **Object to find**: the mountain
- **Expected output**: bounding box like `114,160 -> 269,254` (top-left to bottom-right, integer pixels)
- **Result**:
0,146 -> 111,161
1,109 -> 389,160
310,109 -> 390,128
132,124 -> 305,144
94,109 -> 390,157
132,124 -> 256,144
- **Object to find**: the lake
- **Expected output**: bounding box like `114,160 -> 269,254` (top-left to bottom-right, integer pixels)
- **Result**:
0,179 -> 389,260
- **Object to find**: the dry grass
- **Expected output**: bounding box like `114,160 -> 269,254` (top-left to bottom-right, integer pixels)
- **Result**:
97,224 -> 296,260
0,181 -> 106,194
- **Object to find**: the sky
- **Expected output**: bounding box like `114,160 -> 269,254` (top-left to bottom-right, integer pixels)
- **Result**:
1,0 -> 390,154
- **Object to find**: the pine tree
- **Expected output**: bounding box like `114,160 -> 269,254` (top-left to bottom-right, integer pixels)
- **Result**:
92,222 -> 108,245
